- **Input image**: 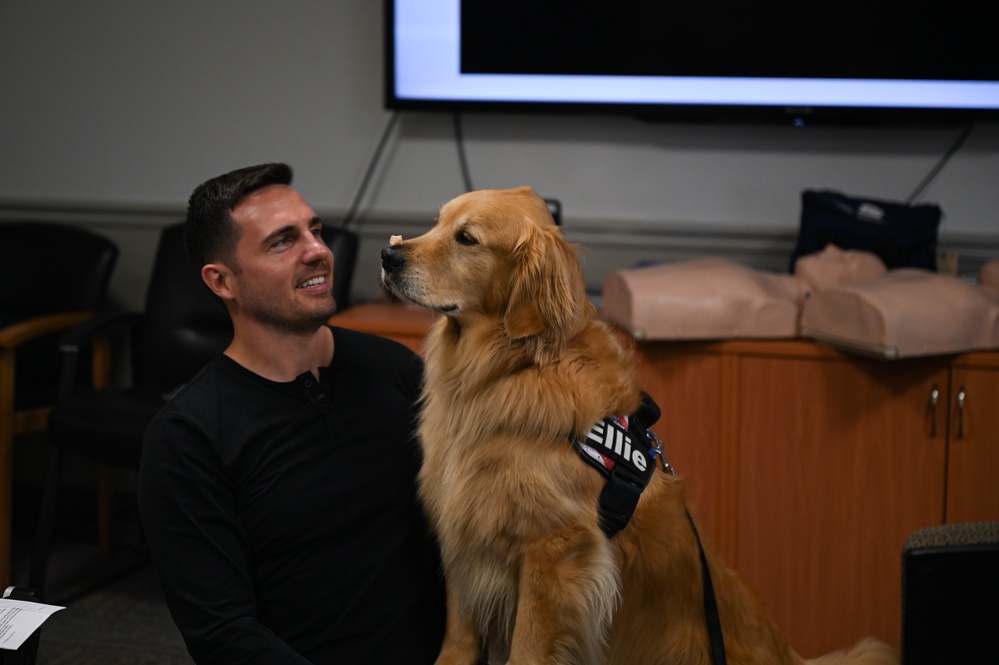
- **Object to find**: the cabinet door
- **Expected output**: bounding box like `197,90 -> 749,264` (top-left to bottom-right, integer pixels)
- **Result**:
634,345 -> 730,556
946,361 -> 999,523
734,355 -> 949,657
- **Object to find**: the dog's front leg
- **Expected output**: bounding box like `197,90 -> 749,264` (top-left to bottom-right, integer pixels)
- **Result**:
435,580 -> 484,665
507,526 -> 617,665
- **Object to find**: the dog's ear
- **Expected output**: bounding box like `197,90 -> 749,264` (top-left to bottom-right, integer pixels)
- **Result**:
504,224 -> 587,339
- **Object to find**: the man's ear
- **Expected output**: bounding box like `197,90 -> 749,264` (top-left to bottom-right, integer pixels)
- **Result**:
201,263 -> 236,301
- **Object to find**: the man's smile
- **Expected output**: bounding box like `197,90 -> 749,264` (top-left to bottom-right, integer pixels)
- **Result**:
298,275 -> 327,288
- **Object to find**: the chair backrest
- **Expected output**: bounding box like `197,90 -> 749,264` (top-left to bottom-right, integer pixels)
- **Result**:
323,225 -> 359,310
0,222 -> 118,408
132,223 -> 233,392
902,521 -> 999,664
0,222 -> 118,315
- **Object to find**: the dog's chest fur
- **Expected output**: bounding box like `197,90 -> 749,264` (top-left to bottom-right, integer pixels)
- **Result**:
415,319 -> 641,640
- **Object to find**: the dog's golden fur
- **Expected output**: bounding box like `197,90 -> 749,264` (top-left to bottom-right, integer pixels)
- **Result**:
381,187 -> 897,665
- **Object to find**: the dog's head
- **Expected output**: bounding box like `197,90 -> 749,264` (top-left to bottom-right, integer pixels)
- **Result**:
381,186 -> 592,343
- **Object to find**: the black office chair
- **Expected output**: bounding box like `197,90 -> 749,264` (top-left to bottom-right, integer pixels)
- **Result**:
328,224 -> 359,311
0,222 -> 118,587
29,221 -> 359,594
902,521 -> 999,664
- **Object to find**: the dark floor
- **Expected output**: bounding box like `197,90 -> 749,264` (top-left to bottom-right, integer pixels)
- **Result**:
10,483 -> 149,605
9,484 -> 192,664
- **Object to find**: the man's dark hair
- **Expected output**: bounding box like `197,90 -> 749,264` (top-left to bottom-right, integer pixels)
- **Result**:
185,162 -> 294,267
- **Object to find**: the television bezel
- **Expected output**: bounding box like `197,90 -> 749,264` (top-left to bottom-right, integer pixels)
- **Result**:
383,0 -> 999,127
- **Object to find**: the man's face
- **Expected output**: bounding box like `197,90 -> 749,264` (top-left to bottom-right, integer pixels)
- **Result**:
226,184 -> 337,334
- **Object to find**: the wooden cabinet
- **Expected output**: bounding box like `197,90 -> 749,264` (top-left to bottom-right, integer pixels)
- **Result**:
734,350 -> 950,657
634,340 -> 999,657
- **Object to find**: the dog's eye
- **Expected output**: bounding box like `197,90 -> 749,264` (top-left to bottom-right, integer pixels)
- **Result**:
456,230 -> 478,246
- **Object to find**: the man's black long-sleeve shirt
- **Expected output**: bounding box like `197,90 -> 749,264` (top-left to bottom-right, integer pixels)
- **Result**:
138,327 -> 446,664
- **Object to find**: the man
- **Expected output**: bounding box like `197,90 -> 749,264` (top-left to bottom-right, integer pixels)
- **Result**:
137,163 -> 446,664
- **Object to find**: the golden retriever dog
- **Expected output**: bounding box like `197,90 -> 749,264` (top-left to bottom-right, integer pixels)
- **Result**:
380,187 -> 897,665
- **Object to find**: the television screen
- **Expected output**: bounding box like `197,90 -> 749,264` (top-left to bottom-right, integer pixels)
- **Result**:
385,0 -> 999,124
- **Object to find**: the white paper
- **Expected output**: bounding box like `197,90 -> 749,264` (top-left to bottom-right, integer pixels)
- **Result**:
0,598 -> 65,651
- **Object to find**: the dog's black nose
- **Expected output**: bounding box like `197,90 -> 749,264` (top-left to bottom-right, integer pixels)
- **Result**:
381,246 -> 405,273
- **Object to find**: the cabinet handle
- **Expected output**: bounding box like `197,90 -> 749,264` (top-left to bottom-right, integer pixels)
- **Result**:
929,384 -> 939,436
956,385 -> 966,439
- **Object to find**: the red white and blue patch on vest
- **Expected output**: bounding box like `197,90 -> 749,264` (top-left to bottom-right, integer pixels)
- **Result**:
576,415 -> 653,480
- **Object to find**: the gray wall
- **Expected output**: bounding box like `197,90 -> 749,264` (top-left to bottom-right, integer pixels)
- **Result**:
3,0 -> 998,311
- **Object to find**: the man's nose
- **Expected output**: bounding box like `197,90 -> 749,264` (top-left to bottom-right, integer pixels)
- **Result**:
304,234 -> 333,262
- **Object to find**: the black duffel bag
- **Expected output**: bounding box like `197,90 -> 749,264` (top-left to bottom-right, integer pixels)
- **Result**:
789,189 -> 942,272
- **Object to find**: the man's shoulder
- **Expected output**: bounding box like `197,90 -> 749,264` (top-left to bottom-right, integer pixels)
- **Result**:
167,356 -> 229,401
149,356 -> 236,426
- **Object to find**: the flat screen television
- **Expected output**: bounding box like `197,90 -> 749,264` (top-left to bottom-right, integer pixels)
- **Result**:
385,0 -> 999,125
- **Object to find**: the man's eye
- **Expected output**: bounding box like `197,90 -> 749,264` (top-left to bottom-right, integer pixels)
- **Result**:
456,230 -> 477,246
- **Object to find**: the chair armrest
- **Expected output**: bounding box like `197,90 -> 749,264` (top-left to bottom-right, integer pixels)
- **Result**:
0,311 -> 96,350
55,311 -> 144,400
57,311 -> 142,352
